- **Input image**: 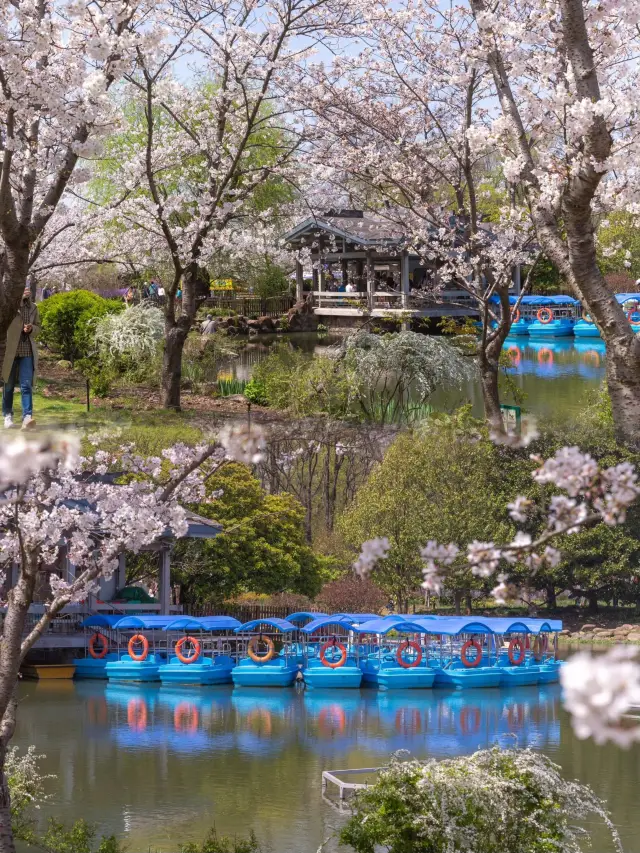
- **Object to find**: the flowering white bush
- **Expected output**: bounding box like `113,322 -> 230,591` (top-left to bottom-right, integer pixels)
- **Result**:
93,303 -> 164,360
340,748 -> 623,853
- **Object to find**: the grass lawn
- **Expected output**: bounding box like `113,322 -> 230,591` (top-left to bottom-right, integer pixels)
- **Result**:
6,393 -> 205,455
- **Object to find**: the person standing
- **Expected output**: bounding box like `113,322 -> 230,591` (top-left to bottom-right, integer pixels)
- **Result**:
2,284 -> 40,429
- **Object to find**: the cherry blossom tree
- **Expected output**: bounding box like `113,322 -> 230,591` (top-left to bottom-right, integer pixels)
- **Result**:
0,0 -> 145,372
292,0 -> 537,432
83,0 -> 350,411
466,0 -> 640,448
0,423 -> 265,853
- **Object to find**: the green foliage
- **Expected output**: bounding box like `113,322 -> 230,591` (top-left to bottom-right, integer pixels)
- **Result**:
40,819 -> 125,853
174,463 -> 324,605
243,378 -> 268,405
247,259 -> 290,298
339,412 -> 513,609
39,291 -> 122,363
217,377 -> 248,396
597,212 -> 640,278
181,829 -> 263,853
340,748 -> 619,853
6,746 -> 52,844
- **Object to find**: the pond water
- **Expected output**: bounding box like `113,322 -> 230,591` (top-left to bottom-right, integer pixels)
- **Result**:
14,678 -> 637,852
223,334 -> 606,420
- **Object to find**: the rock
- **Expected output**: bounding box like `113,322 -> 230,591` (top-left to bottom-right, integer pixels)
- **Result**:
593,630 -> 614,638
580,623 -> 597,632
560,629 -> 571,636
628,633 -> 640,642
614,626 -> 631,635
256,316 -> 275,332
621,624 -> 637,631
56,359 -> 72,369
286,294 -> 318,332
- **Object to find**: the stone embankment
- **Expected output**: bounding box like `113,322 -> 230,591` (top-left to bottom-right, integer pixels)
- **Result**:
561,623 -> 640,644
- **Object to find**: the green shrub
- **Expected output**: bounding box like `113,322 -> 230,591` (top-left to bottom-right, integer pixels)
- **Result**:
181,829 -> 263,853
39,291 -> 122,363
243,378 -> 268,405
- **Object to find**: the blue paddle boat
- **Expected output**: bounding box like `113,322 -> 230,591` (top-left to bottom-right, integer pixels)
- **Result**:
160,616 -> 241,685
574,293 -> 640,337
527,295 -> 580,336
352,618 -> 436,689
74,614 -> 125,678
300,617 -> 363,688
232,619 -> 300,687
102,616 -> 173,682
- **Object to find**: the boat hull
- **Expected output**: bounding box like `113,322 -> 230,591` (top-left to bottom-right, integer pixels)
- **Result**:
105,654 -> 165,683
537,661 -> 562,683
528,319 -> 575,336
573,320 -> 601,338
507,320 -> 531,336
499,666 -> 540,687
361,659 -> 435,689
160,655 -> 235,685
73,653 -> 119,679
304,663 -> 362,689
433,666 -> 501,689
232,658 -> 298,688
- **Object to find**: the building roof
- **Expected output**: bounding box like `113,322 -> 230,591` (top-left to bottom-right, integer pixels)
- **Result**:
283,213 -> 405,250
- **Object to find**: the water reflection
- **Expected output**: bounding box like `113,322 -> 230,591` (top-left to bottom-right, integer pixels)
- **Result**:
14,681 -> 630,853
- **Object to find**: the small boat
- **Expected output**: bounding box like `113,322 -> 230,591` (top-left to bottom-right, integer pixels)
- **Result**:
74,653 -> 120,679
232,619 -> 300,687
351,617 -> 435,690
98,615 -> 175,682
21,664 -> 76,680
527,295 -> 580,337
574,293 -> 640,337
300,617 -> 364,689
160,616 -> 241,685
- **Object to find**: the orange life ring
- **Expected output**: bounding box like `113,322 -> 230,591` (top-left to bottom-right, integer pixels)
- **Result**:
460,639 -> 482,668
175,635 -> 201,664
89,632 -> 109,659
319,639 -> 347,669
247,707 -> 272,736
396,640 -> 423,669
395,707 -> 422,734
460,706 -> 481,735
537,347 -> 553,365
128,634 -> 149,662
247,635 -> 275,663
537,307 -> 553,324
626,310 -> 640,327
174,702 -> 199,733
508,637 -> 526,666
127,698 -> 147,731
511,308 -> 521,324
319,705 -> 346,735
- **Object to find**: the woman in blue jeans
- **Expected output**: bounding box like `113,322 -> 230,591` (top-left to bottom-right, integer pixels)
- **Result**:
2,284 -> 40,429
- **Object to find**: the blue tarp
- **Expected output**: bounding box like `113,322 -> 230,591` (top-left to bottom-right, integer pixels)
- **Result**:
235,618 -> 297,634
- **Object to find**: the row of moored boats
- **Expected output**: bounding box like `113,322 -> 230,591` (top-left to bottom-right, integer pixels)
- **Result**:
494,293 -> 640,337
75,612 -> 564,690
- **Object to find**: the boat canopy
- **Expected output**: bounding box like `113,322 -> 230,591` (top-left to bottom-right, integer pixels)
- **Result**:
80,614 -> 176,630
330,613 -> 380,623
543,295 -> 580,305
351,617 -> 428,635
162,616 -> 241,632
490,294 -> 555,306
234,618 -> 297,634
616,293 -> 640,303
286,611 -> 327,624
300,616 -> 358,633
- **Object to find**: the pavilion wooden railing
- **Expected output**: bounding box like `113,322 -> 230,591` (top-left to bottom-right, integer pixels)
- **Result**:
201,294 -> 295,318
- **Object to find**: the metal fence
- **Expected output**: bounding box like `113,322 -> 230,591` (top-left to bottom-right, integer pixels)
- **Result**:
191,604 -> 323,623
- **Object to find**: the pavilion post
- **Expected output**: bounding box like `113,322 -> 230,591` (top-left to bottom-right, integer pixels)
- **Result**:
159,547 -> 171,615
295,260 -> 304,302
401,250 -> 410,310
366,250 -> 374,310
341,258 -> 348,288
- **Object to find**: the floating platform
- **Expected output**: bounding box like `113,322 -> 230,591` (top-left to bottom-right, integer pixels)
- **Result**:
21,664 -> 76,680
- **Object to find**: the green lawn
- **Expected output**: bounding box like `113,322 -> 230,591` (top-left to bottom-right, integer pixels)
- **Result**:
9,393 -> 205,454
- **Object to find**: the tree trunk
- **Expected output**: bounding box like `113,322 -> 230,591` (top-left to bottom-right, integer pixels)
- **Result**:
0,260 -> 31,386
605,346 -> 640,450
545,584 -> 557,609
0,769 -> 15,853
161,323 -> 188,410
465,591 -> 472,614
479,356 -> 504,433
453,589 -> 462,615
586,591 -> 599,614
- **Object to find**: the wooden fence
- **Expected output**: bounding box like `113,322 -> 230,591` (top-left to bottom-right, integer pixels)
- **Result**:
202,294 -> 295,318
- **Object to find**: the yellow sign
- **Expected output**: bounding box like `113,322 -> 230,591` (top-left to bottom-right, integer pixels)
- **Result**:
210,278 -> 234,291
